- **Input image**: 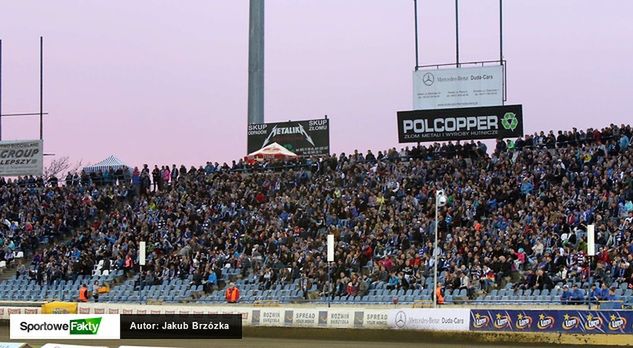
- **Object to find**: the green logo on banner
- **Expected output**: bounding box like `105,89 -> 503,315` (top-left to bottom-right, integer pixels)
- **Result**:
69,317 -> 102,335
501,112 -> 519,131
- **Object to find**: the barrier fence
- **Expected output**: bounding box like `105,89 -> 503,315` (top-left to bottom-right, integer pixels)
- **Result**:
1,304 -> 632,335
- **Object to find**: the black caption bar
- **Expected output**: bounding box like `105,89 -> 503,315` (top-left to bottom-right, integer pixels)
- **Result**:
120,314 -> 242,339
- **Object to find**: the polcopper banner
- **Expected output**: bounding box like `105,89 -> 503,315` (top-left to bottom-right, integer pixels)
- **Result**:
397,105 -> 523,143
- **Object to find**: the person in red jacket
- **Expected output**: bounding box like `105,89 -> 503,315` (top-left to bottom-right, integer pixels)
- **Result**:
225,282 -> 240,303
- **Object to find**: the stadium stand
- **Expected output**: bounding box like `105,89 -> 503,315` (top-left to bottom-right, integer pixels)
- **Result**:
0,124 -> 631,306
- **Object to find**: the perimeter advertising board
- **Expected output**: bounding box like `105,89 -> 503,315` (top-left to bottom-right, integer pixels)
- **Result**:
413,65 -> 504,110
247,119 -> 329,156
397,104 -> 523,143
470,309 -> 633,334
0,140 -> 43,177
388,309 -> 470,331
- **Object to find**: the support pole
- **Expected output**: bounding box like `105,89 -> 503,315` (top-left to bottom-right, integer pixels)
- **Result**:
499,0 -> 503,64
39,36 -> 43,141
247,0 -> 265,125
327,262 -> 331,308
414,0 -> 419,70
587,256 -> 592,310
455,0 -> 460,67
0,39 -> 2,141
433,194 -> 439,308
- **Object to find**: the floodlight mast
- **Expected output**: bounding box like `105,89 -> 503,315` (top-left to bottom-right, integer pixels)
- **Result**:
248,0 -> 265,125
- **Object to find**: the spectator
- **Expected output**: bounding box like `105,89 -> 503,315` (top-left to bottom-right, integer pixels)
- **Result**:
205,270 -> 218,293
225,282 -> 240,303
0,122 -> 631,305
596,283 -> 610,301
92,280 -> 100,302
570,284 -> 585,304
346,274 -> 360,297
589,284 -> 600,304
561,285 -> 572,304
605,286 -> 617,301
358,275 -> 369,297
78,284 -> 89,302
436,283 -> 444,305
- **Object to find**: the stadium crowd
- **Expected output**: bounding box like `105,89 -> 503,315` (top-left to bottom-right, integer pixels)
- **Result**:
1,123 -> 632,302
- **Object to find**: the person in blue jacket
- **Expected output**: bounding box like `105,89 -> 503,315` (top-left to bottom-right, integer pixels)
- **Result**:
570,284 -> 586,304
560,285 -> 572,304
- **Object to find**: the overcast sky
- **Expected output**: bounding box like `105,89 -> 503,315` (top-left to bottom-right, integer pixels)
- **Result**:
1,0 -> 632,168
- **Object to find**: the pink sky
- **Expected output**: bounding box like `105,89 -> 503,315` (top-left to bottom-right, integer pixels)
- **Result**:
1,0 -> 632,168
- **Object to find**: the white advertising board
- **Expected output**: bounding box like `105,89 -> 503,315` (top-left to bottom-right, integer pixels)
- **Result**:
74,303 -> 461,331
0,306 -> 40,319
0,140 -> 43,177
413,65 -> 503,110
388,308 -> 470,331
0,343 -> 30,348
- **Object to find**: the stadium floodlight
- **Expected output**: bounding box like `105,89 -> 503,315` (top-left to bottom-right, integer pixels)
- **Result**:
433,189 -> 448,308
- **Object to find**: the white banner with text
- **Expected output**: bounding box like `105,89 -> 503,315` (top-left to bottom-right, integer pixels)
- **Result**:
413,65 -> 503,110
0,140 -> 43,177
388,308 -> 470,331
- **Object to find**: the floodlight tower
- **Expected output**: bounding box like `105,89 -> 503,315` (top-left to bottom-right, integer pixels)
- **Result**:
248,0 -> 265,125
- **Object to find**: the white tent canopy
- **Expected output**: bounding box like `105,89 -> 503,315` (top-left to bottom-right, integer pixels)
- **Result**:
83,155 -> 129,173
245,143 -> 298,163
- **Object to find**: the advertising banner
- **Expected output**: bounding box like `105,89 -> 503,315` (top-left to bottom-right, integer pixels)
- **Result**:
413,65 -> 504,110
470,309 -> 633,334
0,307 -> 41,319
251,308 -> 283,327
397,104 -> 523,143
388,309 -> 470,331
41,302 -> 78,314
358,310 -> 390,329
247,119 -> 329,157
0,140 -> 43,177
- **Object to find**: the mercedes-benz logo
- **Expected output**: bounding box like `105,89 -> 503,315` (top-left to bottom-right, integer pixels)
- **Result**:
395,310 -> 407,328
423,72 -> 435,86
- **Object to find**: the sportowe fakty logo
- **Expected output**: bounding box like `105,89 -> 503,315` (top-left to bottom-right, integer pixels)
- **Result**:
20,317 -> 102,335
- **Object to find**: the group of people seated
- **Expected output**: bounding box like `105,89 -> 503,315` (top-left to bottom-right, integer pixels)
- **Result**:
0,123 -> 631,305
